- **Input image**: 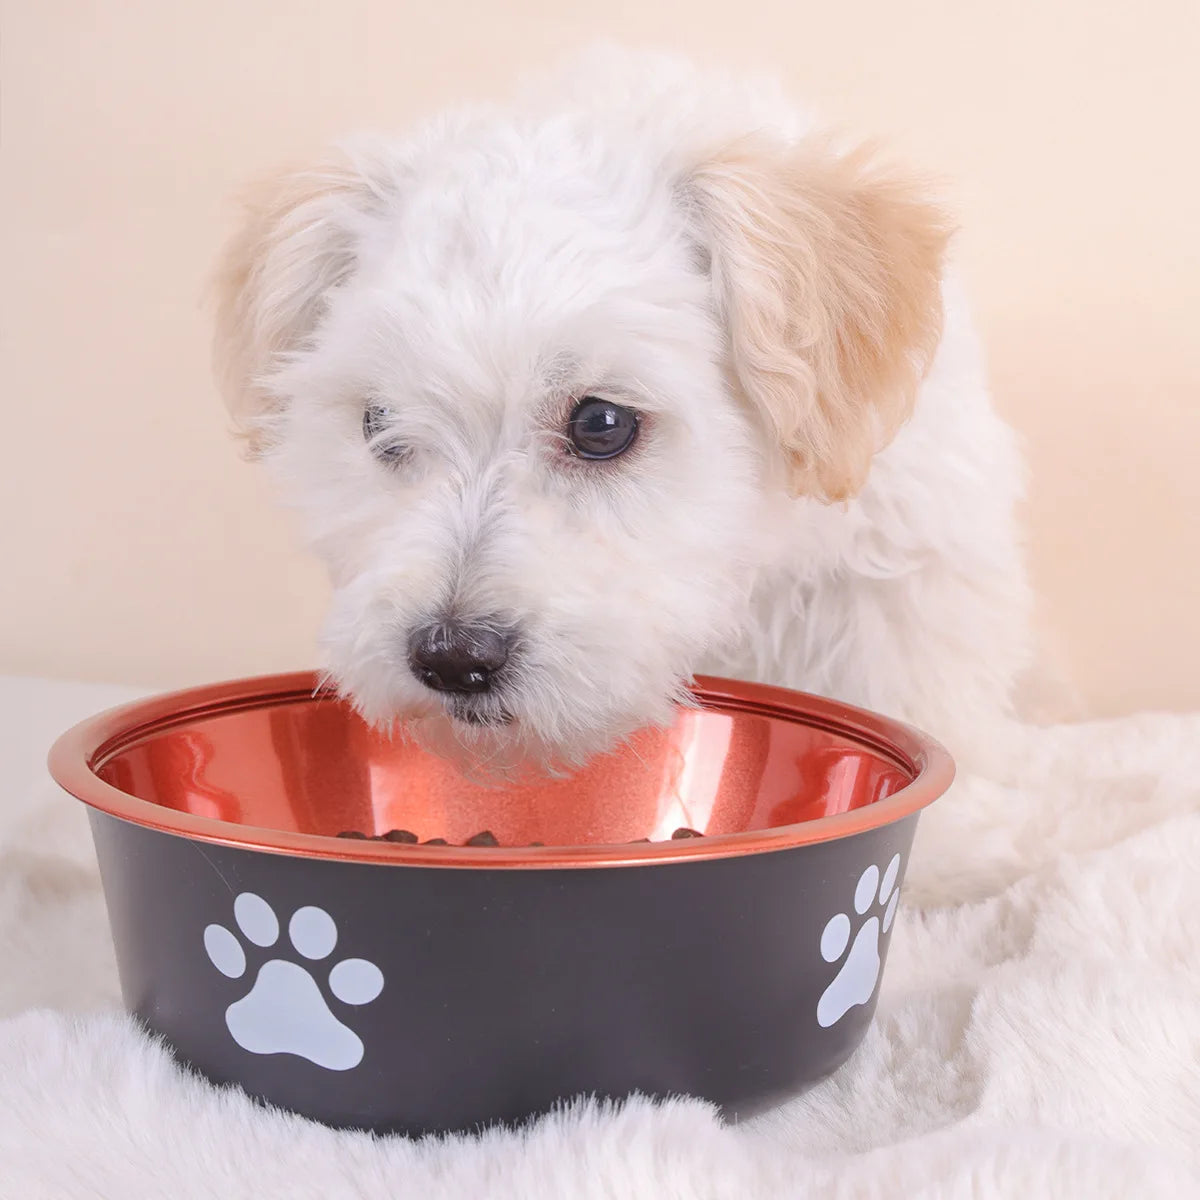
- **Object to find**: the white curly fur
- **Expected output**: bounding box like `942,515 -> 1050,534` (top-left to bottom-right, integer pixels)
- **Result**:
212,48 -> 1031,772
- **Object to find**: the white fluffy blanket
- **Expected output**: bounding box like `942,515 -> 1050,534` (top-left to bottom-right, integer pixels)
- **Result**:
2,677 -> 1198,1198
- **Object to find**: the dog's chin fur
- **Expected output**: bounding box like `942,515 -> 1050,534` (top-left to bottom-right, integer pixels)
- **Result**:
213,46 -> 1032,774
331,667 -> 697,782
319,583 -> 708,776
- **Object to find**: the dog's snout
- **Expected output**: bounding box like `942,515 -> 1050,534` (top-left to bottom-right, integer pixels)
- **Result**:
408,620 -> 514,695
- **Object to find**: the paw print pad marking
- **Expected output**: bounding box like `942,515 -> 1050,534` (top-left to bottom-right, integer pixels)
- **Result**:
203,893 -> 383,1070
816,853 -> 901,1028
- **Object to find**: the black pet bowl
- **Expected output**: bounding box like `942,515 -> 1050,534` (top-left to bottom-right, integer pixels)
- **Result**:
48,672 -> 953,1136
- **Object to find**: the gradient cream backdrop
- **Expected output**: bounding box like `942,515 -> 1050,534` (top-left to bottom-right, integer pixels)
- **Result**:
3,0 -> 1198,717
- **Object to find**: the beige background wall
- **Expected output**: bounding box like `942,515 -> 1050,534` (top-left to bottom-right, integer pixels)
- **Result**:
3,0 -> 1198,717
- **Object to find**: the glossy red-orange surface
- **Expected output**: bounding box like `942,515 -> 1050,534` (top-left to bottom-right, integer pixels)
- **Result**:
49,673 -> 954,869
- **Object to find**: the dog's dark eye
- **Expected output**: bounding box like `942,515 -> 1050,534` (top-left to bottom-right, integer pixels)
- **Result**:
566,397 -> 639,460
362,403 -> 409,465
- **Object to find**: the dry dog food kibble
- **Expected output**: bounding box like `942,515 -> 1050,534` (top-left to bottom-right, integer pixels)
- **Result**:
335,827 -> 706,846
464,830 -> 500,847
382,828 -> 419,843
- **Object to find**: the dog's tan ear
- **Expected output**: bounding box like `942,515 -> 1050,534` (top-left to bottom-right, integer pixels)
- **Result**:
211,148 -> 394,453
687,137 -> 952,501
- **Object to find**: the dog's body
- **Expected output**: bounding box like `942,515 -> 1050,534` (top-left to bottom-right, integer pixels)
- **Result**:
700,285 -> 1029,768
213,49 -> 1030,773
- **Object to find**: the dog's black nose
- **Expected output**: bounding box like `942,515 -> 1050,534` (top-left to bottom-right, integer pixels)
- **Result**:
407,620 -> 513,695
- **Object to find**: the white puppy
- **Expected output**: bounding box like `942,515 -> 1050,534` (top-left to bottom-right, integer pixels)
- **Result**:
213,49 -> 1030,773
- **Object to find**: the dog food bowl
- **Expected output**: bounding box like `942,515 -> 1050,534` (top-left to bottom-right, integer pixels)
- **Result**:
48,671 -> 952,1136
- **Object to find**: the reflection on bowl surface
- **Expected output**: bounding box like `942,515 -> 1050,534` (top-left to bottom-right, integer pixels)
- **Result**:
57,673 -> 950,867
98,692 -> 909,843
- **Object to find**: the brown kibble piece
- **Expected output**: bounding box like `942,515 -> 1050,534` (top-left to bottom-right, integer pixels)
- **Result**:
382,828 -> 419,843
629,837 -> 651,843
671,827 -> 704,839
337,830 -> 368,839
465,830 -> 500,847
423,837 -> 449,846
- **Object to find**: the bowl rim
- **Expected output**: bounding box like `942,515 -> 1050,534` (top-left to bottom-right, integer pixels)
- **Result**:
47,671 -> 955,870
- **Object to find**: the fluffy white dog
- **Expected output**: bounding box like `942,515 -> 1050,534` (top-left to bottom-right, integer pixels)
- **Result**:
212,49 -> 1030,773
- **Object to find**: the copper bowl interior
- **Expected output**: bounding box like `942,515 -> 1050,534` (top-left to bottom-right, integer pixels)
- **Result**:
53,674 -> 953,868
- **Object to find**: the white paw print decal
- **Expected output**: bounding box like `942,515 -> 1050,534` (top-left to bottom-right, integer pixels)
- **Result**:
817,854 -> 901,1028
203,893 -> 384,1070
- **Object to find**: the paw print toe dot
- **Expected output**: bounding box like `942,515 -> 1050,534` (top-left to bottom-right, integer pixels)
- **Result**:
820,912 -> 851,963
204,923 -> 246,979
879,853 -> 901,904
234,892 -> 279,947
329,958 -> 385,1005
289,905 -> 338,959
854,864 -> 880,915
883,888 -> 900,933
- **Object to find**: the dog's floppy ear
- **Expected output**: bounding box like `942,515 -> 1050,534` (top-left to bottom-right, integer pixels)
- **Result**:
686,137 -> 952,501
211,147 -> 395,453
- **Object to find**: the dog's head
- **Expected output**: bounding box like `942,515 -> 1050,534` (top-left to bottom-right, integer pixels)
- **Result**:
212,57 -> 949,768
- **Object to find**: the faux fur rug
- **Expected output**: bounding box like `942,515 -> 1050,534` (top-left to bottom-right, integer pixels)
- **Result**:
2,677 -> 1198,1198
